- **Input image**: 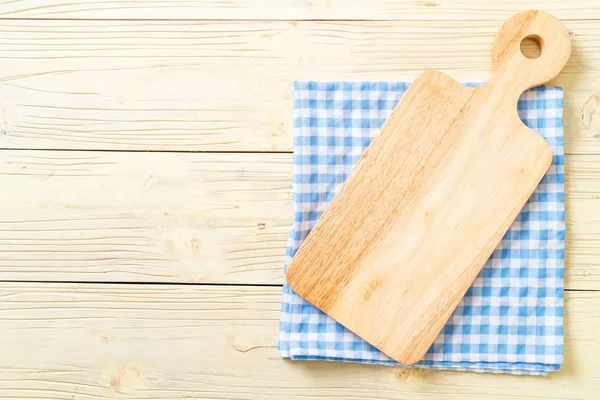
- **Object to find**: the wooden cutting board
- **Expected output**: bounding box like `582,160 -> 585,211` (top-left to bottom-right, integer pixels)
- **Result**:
285,10 -> 571,365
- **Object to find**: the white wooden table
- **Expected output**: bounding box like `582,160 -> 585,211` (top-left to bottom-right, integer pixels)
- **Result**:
1,1 -> 599,399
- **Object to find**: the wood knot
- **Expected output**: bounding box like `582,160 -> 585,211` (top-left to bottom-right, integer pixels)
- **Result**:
418,0 -> 439,6
394,367 -> 430,384
92,328 -> 117,343
363,279 -> 380,301
109,363 -> 144,393
190,238 -> 201,255
581,95 -> 600,131
260,33 -> 277,40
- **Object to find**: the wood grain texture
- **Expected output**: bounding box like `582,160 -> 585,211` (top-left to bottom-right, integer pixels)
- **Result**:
0,150 -> 597,289
0,0 -> 597,395
0,151 -> 291,284
286,11 -> 571,364
0,19 -> 599,153
0,283 -> 598,399
1,0 -> 600,20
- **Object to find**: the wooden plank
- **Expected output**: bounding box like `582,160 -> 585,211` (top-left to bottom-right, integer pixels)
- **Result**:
1,0 -> 600,20
0,20 -> 599,153
0,151 -> 292,284
0,150 -> 597,289
565,154 -> 600,289
0,283 -> 598,399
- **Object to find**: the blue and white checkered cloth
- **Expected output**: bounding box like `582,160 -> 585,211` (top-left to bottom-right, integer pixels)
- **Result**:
279,81 -> 565,375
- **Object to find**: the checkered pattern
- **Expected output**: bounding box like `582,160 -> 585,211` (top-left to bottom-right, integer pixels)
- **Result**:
279,81 -> 565,375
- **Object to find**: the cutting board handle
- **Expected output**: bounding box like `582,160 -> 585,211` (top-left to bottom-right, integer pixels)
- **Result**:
490,10 -> 571,95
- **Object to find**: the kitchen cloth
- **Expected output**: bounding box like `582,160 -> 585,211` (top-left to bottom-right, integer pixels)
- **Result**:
279,81 -> 565,375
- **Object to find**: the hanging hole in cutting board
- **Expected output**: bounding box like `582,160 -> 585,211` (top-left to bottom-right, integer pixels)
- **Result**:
520,35 -> 544,59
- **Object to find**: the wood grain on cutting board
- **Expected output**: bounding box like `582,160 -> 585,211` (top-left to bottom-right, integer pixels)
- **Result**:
286,11 -> 571,364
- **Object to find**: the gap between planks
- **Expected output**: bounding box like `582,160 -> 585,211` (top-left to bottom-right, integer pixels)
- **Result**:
0,147 -> 599,156
0,280 -> 595,293
0,148 -> 295,154
0,18 -> 598,21
0,279 -> 283,287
